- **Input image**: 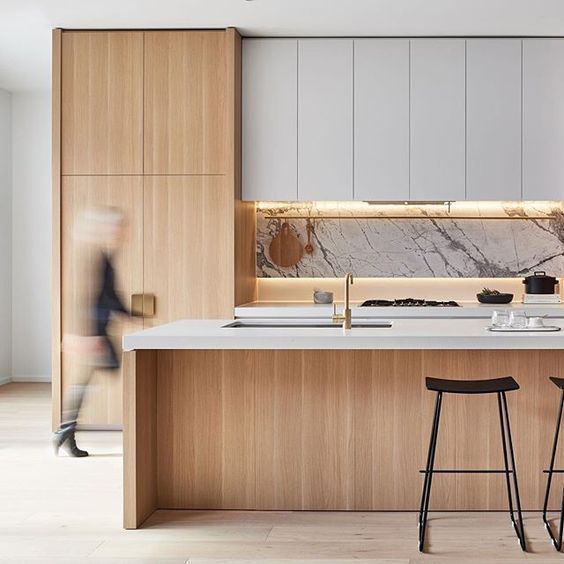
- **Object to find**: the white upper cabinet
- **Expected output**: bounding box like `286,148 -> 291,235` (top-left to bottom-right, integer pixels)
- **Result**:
242,37 -> 564,203
410,39 -> 466,201
354,39 -> 409,201
523,39 -> 564,200
242,39 -> 298,201
466,40 -> 522,201
298,39 -> 353,200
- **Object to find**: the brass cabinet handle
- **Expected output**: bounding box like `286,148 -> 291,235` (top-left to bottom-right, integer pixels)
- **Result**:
142,293 -> 156,317
131,294 -> 156,317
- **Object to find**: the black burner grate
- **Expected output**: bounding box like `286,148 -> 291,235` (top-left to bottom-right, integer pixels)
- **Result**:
360,298 -> 460,307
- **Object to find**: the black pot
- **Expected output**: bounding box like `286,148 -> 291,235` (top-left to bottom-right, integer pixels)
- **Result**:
523,271 -> 558,294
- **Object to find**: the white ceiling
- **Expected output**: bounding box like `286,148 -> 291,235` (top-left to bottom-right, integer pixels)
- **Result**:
2,0 -> 564,91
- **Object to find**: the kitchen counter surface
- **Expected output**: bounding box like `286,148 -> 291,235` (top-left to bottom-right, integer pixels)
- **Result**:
234,301 -> 564,318
124,317 -> 564,350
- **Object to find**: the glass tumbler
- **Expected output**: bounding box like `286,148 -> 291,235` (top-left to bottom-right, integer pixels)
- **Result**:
509,310 -> 528,329
491,310 -> 510,328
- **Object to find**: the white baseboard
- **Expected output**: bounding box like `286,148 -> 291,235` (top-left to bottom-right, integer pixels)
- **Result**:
0,375 -> 10,386
11,374 -> 51,383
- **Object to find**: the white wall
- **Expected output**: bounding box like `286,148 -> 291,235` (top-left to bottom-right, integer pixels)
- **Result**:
11,91 -> 51,382
0,90 -> 12,385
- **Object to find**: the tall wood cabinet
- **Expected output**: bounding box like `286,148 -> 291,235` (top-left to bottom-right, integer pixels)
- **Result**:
144,31 -> 227,175
61,32 -> 144,175
53,28 -> 256,429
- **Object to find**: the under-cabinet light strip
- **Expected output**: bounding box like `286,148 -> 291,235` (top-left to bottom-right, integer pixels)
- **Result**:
263,215 -> 555,220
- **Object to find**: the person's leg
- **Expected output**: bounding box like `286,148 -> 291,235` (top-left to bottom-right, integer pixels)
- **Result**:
53,362 -> 93,457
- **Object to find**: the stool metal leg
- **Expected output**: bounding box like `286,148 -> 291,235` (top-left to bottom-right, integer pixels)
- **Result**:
499,391 -> 527,551
497,393 -> 516,525
418,391 -> 443,552
542,389 -> 564,551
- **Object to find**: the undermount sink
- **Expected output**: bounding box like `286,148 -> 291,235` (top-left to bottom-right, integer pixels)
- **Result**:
222,320 -> 393,329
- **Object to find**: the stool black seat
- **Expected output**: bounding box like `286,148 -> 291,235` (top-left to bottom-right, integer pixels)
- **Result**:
419,375 -> 526,553
549,376 -> 564,390
542,377 -> 564,551
426,376 -> 519,394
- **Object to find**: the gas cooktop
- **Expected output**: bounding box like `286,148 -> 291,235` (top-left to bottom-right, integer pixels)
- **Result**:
360,298 -> 461,307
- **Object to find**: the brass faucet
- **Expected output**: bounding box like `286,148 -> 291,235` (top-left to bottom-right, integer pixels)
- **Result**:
332,272 -> 354,329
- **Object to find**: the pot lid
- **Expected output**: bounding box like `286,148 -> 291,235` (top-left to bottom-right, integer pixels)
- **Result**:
523,270 -> 557,281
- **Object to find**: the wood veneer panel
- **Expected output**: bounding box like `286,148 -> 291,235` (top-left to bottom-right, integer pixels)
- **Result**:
222,350 -> 256,508
52,29 -> 62,431
227,28 -> 257,305
302,351 -> 355,509
123,350 -> 157,528
144,31 -> 227,174
61,176 -> 143,426
157,350 -> 257,508
255,351 -> 304,509
353,350 -> 424,510
61,31 -> 143,174
143,176 -> 233,324
147,349 -> 564,511
234,200 -> 257,305
157,351 -> 223,508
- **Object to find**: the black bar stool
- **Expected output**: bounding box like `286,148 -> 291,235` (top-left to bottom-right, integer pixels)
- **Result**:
542,377 -> 564,551
418,376 -> 526,552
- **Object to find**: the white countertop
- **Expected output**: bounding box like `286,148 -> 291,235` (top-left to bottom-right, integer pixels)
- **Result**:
235,301 -> 564,319
123,318 -> 564,351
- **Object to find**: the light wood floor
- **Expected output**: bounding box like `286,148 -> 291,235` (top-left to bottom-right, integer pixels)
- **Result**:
2,382 -> 564,563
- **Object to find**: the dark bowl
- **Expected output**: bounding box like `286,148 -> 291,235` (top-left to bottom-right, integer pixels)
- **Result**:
477,293 -> 514,304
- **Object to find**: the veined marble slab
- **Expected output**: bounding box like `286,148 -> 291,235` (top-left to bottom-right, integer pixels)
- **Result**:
256,202 -> 564,278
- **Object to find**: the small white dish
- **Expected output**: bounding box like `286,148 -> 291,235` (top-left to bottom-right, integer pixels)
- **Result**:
313,290 -> 334,304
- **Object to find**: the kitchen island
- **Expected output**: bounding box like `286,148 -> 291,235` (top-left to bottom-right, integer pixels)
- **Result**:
122,318 -> 564,528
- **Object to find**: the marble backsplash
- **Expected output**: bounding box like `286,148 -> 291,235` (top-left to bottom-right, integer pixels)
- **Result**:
257,202 -> 564,278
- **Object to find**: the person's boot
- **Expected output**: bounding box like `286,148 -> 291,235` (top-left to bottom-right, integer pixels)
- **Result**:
53,423 -> 89,457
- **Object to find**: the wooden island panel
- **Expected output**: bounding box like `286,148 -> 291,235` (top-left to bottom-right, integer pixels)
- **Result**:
124,349 -> 564,528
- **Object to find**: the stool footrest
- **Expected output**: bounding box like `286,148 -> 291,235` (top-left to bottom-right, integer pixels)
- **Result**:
544,469 -> 564,473
419,469 -> 512,474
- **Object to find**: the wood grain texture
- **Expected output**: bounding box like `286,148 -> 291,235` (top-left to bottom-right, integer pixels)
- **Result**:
302,351 -> 355,509
156,351 -> 256,510
129,349 -> 564,516
61,31 -> 143,174
255,351 -> 304,509
52,29 -> 62,431
123,350 -> 158,529
61,176 -> 143,426
234,199 -> 257,305
227,28 -> 257,306
55,28 -> 254,428
143,176 -> 234,323
144,31 -> 227,174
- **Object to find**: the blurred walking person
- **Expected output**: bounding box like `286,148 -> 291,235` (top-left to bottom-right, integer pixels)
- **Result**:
53,206 -> 129,457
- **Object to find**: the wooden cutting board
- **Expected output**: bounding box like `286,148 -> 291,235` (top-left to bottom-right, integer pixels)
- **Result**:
269,222 -> 304,268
